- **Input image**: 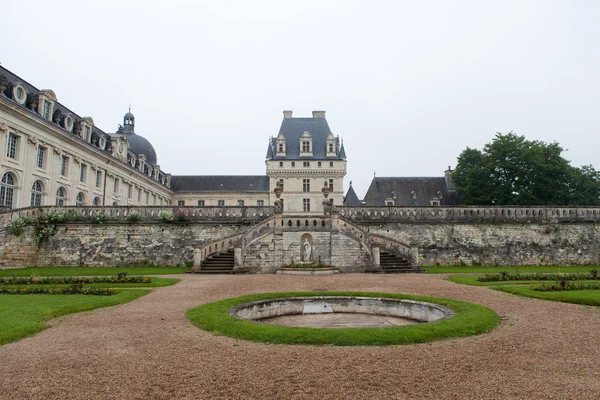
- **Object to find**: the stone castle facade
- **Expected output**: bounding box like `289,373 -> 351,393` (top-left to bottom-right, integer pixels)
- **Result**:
1,65 -> 457,213
2,65 -> 600,272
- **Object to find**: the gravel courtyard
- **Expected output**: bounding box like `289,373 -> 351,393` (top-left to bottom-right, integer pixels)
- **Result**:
0,273 -> 598,400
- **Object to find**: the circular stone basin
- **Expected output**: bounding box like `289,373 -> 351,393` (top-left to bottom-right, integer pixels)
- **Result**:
230,296 -> 455,328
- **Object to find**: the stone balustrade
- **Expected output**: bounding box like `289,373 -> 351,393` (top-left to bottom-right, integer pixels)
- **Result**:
0,205 -> 275,228
338,206 -> 600,223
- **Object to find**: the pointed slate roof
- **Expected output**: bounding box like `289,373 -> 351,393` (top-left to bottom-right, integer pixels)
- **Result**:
265,142 -> 274,158
343,183 -> 362,206
339,142 -> 347,159
363,177 -> 459,206
267,115 -> 343,160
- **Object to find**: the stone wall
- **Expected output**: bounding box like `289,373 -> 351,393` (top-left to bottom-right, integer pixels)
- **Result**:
0,222 -> 242,268
0,205 -> 272,268
2,205 -> 600,269
367,222 -> 600,266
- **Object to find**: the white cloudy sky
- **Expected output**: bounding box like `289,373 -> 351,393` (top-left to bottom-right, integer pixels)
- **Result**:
3,0 -> 599,198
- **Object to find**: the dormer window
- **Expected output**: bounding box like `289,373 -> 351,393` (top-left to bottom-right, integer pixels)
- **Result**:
326,132 -> 337,157
43,100 -> 52,120
278,144 -> 283,152
37,90 -> 56,120
299,131 -> 313,156
84,125 -> 91,141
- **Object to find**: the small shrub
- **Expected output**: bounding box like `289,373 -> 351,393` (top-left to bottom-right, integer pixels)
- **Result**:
126,212 -> 142,223
157,210 -> 174,223
94,213 -> 108,224
11,215 -> 37,236
44,208 -> 70,224
116,272 -> 128,280
174,208 -> 192,223
184,261 -> 194,268
34,224 -> 55,244
590,269 -> 598,279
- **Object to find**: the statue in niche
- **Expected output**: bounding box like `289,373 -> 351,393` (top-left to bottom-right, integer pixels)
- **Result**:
302,238 -> 312,262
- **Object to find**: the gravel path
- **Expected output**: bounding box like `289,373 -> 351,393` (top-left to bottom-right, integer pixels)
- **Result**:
0,274 -> 599,400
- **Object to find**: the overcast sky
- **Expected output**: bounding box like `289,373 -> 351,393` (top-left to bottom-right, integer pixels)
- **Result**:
3,0 -> 599,198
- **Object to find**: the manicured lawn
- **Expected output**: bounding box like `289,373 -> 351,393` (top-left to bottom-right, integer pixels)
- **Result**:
426,265 -> 595,274
0,267 -> 191,277
1,277 -> 180,289
0,290 -> 149,346
187,291 -> 499,346
493,286 -> 600,307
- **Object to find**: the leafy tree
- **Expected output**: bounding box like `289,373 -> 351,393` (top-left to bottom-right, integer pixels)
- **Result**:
452,132 -> 600,205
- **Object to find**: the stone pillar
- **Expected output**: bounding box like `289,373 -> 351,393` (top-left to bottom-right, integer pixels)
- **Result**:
192,248 -> 202,273
411,246 -> 419,267
372,246 -> 381,270
234,247 -> 243,268
330,209 -> 339,232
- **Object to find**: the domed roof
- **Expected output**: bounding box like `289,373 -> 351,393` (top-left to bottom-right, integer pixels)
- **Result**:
119,109 -> 157,165
128,134 -> 157,165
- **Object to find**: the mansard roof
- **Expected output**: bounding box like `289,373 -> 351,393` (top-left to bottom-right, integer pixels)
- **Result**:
0,66 -> 164,173
343,184 -> 363,206
171,175 -> 270,192
267,115 -> 343,160
363,177 -> 459,206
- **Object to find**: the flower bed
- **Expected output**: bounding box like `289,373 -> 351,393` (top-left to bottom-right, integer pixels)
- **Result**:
0,284 -> 115,296
478,270 -> 598,282
0,273 -> 151,286
531,281 -> 600,292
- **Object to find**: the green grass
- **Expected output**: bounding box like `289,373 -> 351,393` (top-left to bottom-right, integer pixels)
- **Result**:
0,290 -> 149,346
426,265 -> 596,274
1,277 -> 180,289
0,267 -> 191,277
493,286 -> 600,307
186,291 -> 499,346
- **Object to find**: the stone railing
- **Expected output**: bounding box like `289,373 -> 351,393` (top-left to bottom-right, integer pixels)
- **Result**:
336,215 -> 373,261
195,232 -> 244,266
338,206 -> 600,223
279,215 -> 332,231
369,234 -> 415,264
0,205 -> 275,228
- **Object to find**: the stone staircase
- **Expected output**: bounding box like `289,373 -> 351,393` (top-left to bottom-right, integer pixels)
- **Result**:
198,249 -> 235,274
379,251 -> 424,273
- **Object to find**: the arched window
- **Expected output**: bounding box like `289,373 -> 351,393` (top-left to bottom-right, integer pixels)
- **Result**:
0,172 -> 16,208
30,180 -> 44,206
93,196 -> 101,206
75,192 -> 85,206
56,187 -> 67,206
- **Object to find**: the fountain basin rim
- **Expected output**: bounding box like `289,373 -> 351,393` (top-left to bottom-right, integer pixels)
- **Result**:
230,296 -> 456,324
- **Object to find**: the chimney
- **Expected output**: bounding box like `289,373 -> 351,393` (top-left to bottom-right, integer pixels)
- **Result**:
312,110 -> 326,118
444,166 -> 455,190
283,110 -> 293,119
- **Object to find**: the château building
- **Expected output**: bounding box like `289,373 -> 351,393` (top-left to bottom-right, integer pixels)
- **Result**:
0,65 -> 455,213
